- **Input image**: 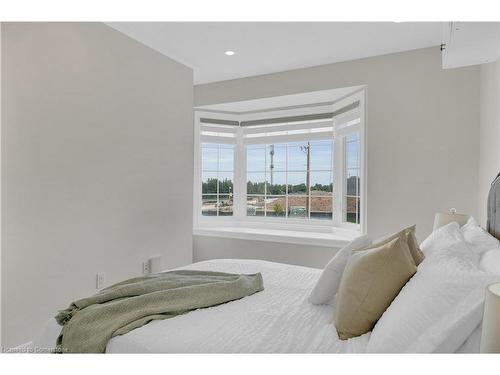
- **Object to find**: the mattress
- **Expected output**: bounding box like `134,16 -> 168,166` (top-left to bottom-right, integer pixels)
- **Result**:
33,259 -> 370,353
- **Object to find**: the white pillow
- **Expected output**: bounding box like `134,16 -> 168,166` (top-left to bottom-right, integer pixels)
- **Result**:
461,217 -> 500,256
366,238 -> 498,353
419,221 -> 462,257
408,284 -> 489,353
308,235 -> 371,305
480,249 -> 500,275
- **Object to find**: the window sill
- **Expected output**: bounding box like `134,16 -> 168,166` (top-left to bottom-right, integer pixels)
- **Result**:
193,225 -> 360,248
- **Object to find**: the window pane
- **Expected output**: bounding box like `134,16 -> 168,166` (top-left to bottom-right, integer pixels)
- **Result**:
247,145 -> 266,171
310,196 -> 333,220
346,134 -> 360,169
247,172 -> 266,194
267,172 -> 286,195
287,142 -> 308,171
346,169 -> 359,196
247,195 -> 265,216
218,146 -> 234,171
218,172 -> 233,194
201,145 -> 218,171
287,196 -> 307,218
310,140 -> 332,171
218,195 -> 233,216
287,171 -> 307,195
346,132 -> 360,143
265,196 -> 286,218
310,171 -> 332,194
202,172 -> 218,194
202,195 -> 218,216
266,144 -> 286,171
344,131 -> 361,225
346,196 -> 360,224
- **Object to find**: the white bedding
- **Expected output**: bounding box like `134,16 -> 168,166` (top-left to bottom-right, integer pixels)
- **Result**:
34,259 -> 370,353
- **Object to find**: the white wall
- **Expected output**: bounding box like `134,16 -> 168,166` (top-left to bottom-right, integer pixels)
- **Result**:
1,23 -> 194,347
479,60 -> 500,227
194,235 -> 336,268
194,47 -> 480,263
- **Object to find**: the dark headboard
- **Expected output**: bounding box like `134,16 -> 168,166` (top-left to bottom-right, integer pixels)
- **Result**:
487,172 -> 500,240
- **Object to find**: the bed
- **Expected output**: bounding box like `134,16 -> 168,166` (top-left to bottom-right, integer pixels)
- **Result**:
32,254 -> 493,353
30,175 -> 500,353
34,259 -> 370,353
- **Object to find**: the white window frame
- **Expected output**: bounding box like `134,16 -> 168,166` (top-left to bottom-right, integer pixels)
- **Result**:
193,90 -> 367,236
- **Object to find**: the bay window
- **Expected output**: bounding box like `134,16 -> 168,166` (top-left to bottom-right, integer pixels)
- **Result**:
194,91 -> 365,236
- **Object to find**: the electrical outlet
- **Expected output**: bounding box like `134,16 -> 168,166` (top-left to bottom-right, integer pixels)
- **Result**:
149,255 -> 162,274
96,272 -> 105,290
142,261 -> 150,275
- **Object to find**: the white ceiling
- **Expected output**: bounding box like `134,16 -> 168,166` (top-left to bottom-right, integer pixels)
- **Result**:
107,22 -> 442,85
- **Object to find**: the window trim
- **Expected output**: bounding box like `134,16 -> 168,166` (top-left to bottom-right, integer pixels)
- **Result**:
193,89 -> 367,237
193,225 -> 360,249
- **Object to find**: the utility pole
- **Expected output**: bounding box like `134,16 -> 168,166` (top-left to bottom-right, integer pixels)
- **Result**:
269,144 -> 274,186
300,142 -> 311,217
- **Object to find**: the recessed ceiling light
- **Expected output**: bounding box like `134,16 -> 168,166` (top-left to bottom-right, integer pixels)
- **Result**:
225,50 -> 235,56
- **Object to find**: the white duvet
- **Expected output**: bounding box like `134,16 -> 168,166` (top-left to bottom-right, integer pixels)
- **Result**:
33,238 -> 495,354
34,259 -> 370,353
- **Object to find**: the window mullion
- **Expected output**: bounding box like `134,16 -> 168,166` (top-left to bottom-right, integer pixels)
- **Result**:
333,122 -> 343,227
216,144 -> 220,217
264,143 -> 267,217
308,141 -> 311,220
285,144 -> 288,219
234,126 -> 245,221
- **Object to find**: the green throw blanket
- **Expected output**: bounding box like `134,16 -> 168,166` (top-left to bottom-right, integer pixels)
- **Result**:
55,270 -> 264,353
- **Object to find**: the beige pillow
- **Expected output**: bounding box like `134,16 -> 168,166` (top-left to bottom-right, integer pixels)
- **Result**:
406,230 -> 425,266
333,236 -> 417,340
371,224 -> 424,266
